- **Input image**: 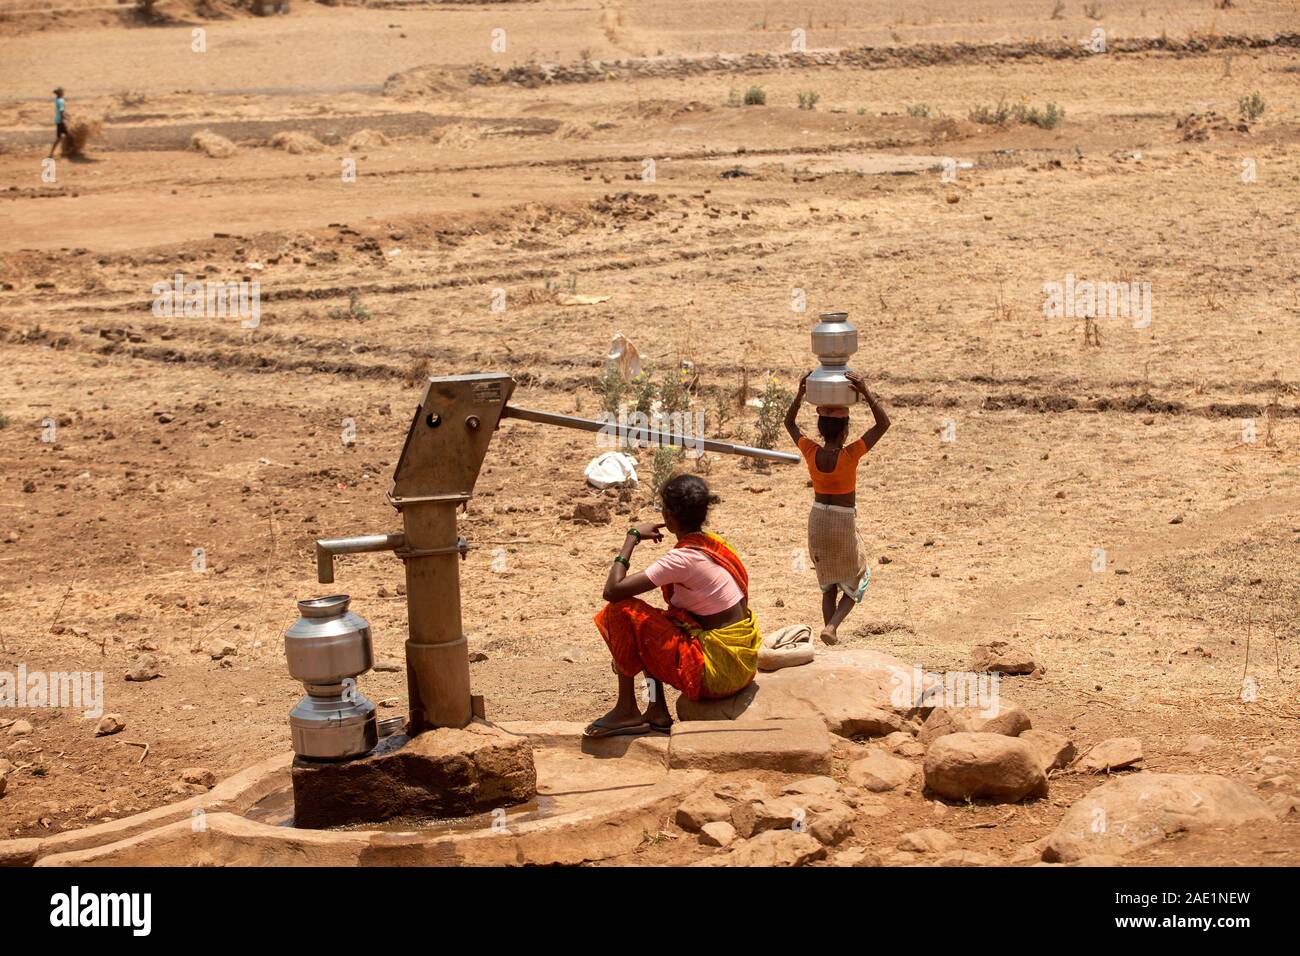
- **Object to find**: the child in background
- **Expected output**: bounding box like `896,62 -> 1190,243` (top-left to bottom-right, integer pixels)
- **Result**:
784,370 -> 890,644
48,87 -> 67,159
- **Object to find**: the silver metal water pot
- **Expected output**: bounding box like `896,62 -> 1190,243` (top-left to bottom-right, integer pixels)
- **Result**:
285,595 -> 378,760
805,312 -> 860,407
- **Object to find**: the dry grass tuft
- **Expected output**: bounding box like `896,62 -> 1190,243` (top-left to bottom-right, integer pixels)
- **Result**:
191,130 -> 238,159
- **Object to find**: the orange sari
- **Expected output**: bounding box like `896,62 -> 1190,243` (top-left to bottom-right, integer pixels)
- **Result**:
594,532 -> 761,701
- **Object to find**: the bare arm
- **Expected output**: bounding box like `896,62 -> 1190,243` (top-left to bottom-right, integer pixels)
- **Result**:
784,371 -> 810,445
602,521 -> 664,602
847,372 -> 891,452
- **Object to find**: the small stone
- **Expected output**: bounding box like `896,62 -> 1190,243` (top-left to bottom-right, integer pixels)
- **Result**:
1265,793 -> 1300,819
674,792 -> 732,832
124,654 -> 161,682
780,775 -> 841,798
918,700 -> 1031,745
1020,729 -> 1077,773
1077,737 -> 1143,773
830,847 -> 881,866
699,820 -> 736,847
847,749 -> 916,792
970,640 -> 1036,675
206,638 -> 237,660
373,659 -> 402,672
899,828 -> 957,854
933,849 -> 1001,867
180,767 -> 216,788
695,829 -> 826,867
881,730 -> 925,757
7,719 -> 33,737
94,714 -> 126,737
572,501 -> 611,524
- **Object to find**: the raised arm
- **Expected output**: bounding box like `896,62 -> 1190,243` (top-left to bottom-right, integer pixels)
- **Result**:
784,371 -> 810,445
847,371 -> 891,451
602,521 -> 665,602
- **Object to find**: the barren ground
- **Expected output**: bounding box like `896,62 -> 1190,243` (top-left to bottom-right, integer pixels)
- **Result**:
1,0 -> 1298,865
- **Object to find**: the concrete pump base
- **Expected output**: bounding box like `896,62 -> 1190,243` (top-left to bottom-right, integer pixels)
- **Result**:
2,722 -> 701,867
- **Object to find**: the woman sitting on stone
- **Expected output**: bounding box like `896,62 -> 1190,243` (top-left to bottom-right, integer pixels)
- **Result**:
585,474 -> 761,738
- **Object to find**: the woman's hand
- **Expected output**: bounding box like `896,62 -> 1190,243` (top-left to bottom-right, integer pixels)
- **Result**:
845,370 -> 869,397
630,522 -> 665,543
796,371 -> 810,396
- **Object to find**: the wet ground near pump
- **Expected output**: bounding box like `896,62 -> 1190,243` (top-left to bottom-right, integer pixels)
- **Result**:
244,785 -> 559,833
242,744 -> 669,834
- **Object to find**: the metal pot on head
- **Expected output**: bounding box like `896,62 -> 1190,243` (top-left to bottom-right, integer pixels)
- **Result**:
806,312 -> 860,408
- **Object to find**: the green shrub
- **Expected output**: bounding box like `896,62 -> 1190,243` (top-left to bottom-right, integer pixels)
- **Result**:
1238,90 -> 1266,122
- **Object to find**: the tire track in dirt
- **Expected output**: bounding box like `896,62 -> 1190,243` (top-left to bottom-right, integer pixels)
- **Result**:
466,32 -> 1300,86
7,324 -> 1294,422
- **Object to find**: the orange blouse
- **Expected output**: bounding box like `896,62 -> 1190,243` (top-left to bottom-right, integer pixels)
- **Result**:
797,436 -> 867,494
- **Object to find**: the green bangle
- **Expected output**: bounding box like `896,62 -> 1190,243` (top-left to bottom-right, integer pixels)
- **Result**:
626,528 -> 642,540
613,555 -> 630,568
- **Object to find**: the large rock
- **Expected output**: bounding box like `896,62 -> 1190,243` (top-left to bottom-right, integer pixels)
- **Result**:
667,719 -> 832,774
291,720 -> 536,829
848,749 -> 917,792
917,699 -> 1030,745
1077,737 -> 1143,773
923,732 -> 1048,803
675,648 -> 924,739
1042,773 -> 1276,863
1020,729 -> 1077,773
694,829 -> 827,867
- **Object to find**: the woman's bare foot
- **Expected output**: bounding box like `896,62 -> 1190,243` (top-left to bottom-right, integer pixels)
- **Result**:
819,624 -> 839,645
584,705 -> 649,738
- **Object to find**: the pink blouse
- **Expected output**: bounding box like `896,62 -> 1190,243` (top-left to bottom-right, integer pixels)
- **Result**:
644,548 -> 743,616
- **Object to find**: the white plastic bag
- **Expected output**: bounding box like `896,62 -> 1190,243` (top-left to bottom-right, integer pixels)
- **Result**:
584,451 -> 639,489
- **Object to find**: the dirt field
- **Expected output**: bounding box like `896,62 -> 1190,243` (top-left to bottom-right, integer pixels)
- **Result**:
1,0 -> 1298,866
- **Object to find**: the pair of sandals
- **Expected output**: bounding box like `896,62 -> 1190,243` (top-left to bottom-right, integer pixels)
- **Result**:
582,717 -> 672,739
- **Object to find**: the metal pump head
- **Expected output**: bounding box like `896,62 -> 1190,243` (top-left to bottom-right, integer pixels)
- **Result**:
389,373 -> 517,506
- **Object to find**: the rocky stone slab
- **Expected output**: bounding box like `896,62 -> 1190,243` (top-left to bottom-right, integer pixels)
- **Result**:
667,718 -> 832,774
1042,772 -> 1276,863
675,648 -> 925,738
